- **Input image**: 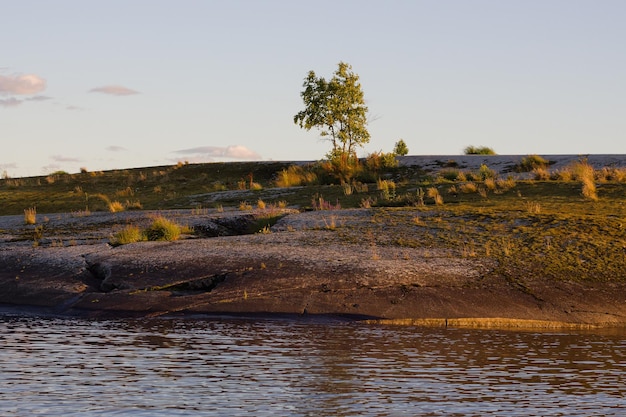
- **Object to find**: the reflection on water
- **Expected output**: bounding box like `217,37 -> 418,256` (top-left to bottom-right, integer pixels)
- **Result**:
1,312 -> 626,416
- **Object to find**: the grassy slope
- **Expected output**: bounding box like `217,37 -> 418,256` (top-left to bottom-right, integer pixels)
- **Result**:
2,160 -> 625,283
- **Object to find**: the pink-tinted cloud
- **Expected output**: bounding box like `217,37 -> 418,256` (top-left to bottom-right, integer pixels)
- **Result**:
0,74 -> 46,95
90,85 -> 139,96
174,145 -> 261,160
0,98 -> 22,108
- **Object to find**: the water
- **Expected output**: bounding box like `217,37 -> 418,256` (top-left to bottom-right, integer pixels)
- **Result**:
2,311 -> 626,416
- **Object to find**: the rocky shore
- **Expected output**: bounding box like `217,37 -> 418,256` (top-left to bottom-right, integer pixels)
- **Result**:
2,206 -> 626,328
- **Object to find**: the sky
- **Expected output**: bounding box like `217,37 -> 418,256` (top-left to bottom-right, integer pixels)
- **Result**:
2,0 -> 625,177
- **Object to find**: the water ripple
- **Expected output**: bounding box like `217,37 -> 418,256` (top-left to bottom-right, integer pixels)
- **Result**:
1,314 -> 626,416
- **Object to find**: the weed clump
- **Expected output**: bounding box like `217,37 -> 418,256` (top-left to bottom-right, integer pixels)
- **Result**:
111,225 -> 144,246
464,146 -> 496,155
144,216 -> 182,241
517,155 -> 550,172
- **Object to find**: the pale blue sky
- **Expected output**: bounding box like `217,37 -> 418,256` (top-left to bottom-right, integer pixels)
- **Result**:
2,0 -> 624,177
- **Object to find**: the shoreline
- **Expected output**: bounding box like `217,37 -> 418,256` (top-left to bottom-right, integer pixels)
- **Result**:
2,154 -> 626,327
2,208 -> 626,328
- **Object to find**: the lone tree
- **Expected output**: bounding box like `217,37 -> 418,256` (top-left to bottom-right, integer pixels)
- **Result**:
393,139 -> 409,156
294,62 -> 370,160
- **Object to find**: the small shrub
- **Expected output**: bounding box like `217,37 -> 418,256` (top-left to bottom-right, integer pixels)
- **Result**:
342,182 -> 353,196
484,178 -> 496,191
597,167 -> 626,182
573,161 -> 595,180
517,154 -> 549,172
257,199 -> 266,210
111,225 -> 144,246
145,216 -> 181,241
496,177 -> 516,191
239,201 -> 253,211
478,164 -> 496,180
250,182 -> 263,191
440,169 -> 461,181
532,168 -> 550,180
459,182 -> 478,194
277,200 -> 288,209
464,145 -> 496,155
377,179 -> 396,200
365,151 -> 398,172
24,207 -> 37,225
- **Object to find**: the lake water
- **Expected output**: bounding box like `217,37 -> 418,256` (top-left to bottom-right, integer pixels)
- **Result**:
2,310 -> 626,416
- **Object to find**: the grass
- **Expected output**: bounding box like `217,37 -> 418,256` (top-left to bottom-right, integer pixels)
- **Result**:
24,207 -> 37,225
4,158 -> 626,283
111,224 -> 144,246
144,216 -> 182,241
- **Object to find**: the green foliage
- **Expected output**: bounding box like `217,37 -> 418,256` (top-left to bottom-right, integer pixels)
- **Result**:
294,62 -> 370,158
393,139 -> 409,156
464,145 -> 496,155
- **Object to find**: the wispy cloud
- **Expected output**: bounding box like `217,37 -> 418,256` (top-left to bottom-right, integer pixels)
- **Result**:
106,145 -> 128,152
174,145 -> 261,160
90,85 -> 139,96
0,98 -> 22,108
25,95 -> 52,102
0,74 -> 46,95
51,155 -> 82,163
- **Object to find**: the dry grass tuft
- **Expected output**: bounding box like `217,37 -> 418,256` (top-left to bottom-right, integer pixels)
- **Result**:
526,201 -> 542,214
239,201 -> 253,211
108,201 -> 125,213
275,165 -> 317,187
426,187 -> 444,205
459,182 -> 478,194
24,207 -> 37,225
